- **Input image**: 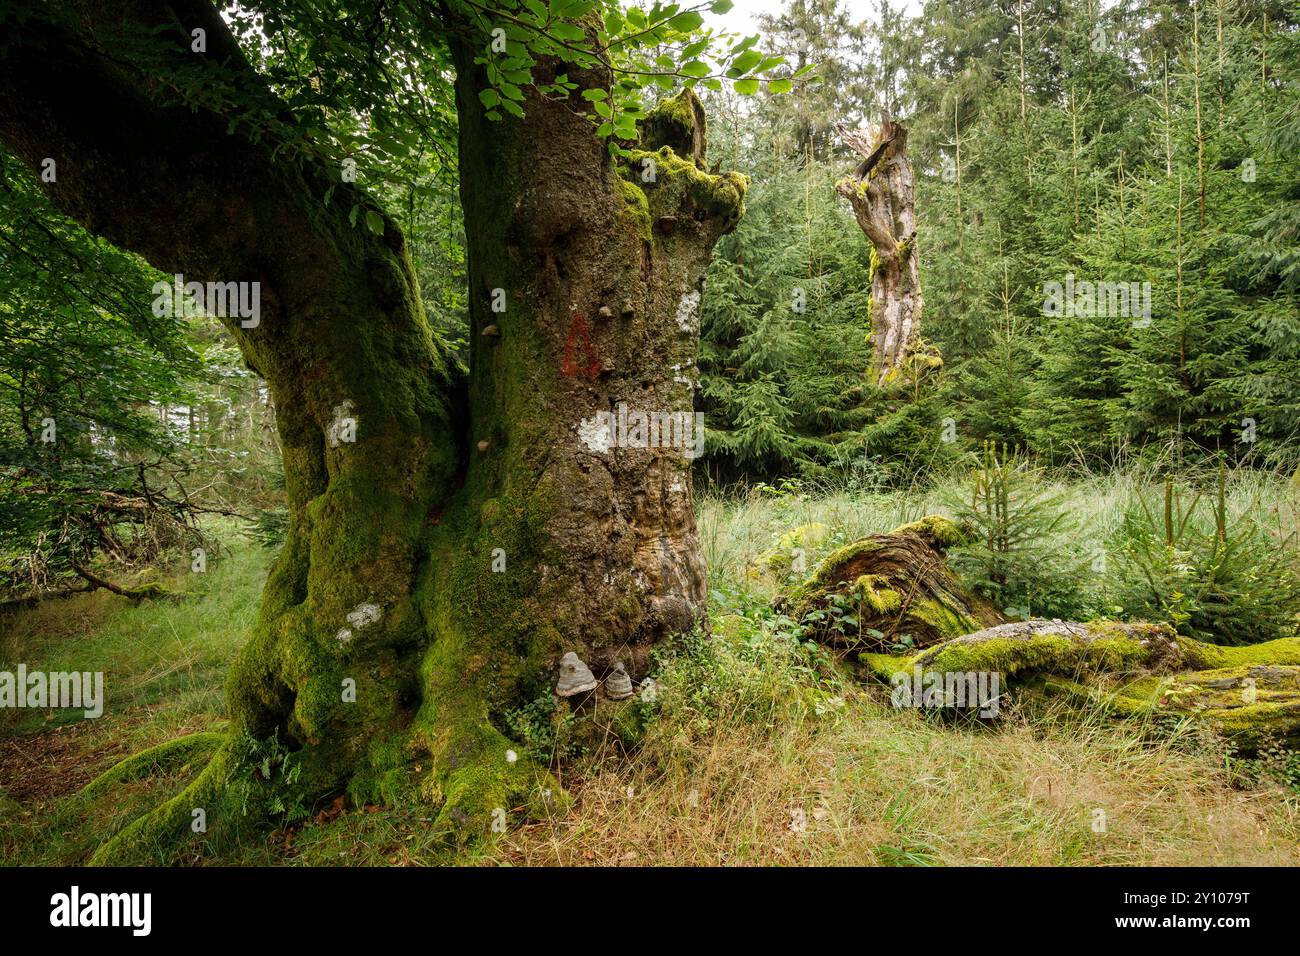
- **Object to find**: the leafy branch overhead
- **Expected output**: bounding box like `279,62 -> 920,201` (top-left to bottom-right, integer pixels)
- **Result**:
466,0 -> 812,154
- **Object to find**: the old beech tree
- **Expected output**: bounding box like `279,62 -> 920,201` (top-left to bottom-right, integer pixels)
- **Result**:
0,0 -> 749,860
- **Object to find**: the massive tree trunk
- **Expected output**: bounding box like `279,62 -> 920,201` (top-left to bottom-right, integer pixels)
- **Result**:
0,2 -> 743,860
835,114 -> 923,386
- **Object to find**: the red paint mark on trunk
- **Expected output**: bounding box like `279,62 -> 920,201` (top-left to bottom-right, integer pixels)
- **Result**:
560,312 -> 601,379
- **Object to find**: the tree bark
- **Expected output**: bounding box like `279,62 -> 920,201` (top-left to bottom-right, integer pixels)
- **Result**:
835,114 -> 923,386
0,1 -> 743,859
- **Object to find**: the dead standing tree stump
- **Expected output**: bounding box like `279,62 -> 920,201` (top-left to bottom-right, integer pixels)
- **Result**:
835,113 -> 924,386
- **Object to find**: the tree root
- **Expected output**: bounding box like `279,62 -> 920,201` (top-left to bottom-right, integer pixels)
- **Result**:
76,731 -> 225,806
415,705 -> 570,846
85,713 -> 569,863
89,741 -> 235,865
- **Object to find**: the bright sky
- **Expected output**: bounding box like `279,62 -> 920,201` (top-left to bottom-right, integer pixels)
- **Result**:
714,0 -> 927,38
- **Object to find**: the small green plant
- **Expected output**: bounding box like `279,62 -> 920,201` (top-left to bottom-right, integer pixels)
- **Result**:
1226,734 -> 1300,797
226,729 -> 309,823
502,693 -> 580,764
1112,461 -> 1300,645
945,442 -> 1092,619
890,632 -> 916,654
245,506 -> 289,550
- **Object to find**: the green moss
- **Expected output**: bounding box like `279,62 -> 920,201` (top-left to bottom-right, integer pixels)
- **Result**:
89,742 -> 240,865
796,539 -> 881,598
347,731 -> 415,807
750,522 -> 831,579
874,621 -> 1172,682
623,147 -> 747,226
617,177 -> 653,244
1181,635 -> 1300,670
870,620 -> 1300,749
854,574 -> 901,614
639,87 -> 708,165
908,597 -> 978,640
76,732 -> 225,806
891,514 -> 967,549
778,522 -> 830,552
1053,661 -> 1300,749
860,651 -> 905,681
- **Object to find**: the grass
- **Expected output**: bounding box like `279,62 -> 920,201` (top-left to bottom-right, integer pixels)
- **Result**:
2,476 -> 1299,867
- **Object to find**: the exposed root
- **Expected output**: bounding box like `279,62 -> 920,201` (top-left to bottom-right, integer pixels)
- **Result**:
75,731 -> 225,806
416,708 -> 569,846
89,742 -> 234,866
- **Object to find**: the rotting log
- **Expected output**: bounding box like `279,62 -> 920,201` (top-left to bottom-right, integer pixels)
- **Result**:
779,515 -> 1004,652
860,619 -> 1300,751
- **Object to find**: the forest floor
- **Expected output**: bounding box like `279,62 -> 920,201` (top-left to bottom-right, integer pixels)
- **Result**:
3,474 -> 1299,866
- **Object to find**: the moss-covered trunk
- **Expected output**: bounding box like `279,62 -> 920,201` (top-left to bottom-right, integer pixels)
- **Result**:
0,2 -> 744,858
416,28 -> 745,831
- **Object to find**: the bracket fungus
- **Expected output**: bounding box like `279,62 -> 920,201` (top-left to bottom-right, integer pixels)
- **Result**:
603,661 -> 634,700
556,652 -> 598,697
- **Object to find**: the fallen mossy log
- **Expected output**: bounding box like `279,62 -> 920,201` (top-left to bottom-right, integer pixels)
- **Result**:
778,515 -> 1003,651
776,521 -> 1300,749
860,619 -> 1300,750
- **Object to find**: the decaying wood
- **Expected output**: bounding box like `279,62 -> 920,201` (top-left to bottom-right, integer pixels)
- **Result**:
781,516 -> 1004,652
836,112 -> 924,386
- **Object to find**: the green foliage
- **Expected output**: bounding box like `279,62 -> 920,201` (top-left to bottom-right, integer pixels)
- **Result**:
502,693 -> 580,764
458,0 -> 794,156
698,115 -> 877,483
0,150 -> 214,594
1231,734 -> 1300,797
1111,462 -> 1300,646
907,0 -> 1300,467
226,729 -> 310,824
945,442 -> 1093,619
